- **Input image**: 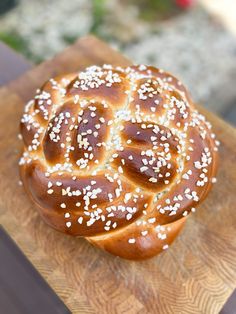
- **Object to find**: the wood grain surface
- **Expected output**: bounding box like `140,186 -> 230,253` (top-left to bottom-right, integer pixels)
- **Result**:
0,36 -> 235,314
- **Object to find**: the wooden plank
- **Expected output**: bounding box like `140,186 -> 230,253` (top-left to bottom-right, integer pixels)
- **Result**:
220,289 -> 236,314
0,41 -> 32,86
0,35 -> 235,313
0,226 -> 71,314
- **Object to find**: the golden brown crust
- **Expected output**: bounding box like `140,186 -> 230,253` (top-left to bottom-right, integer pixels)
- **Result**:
19,64 -> 219,260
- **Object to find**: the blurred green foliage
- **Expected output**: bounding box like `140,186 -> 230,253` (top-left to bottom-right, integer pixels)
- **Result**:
132,0 -> 180,21
62,34 -> 78,45
91,0 -> 107,35
89,0 -> 178,40
0,31 -> 42,62
90,0 -> 179,32
0,0 -> 180,63
0,31 -> 26,51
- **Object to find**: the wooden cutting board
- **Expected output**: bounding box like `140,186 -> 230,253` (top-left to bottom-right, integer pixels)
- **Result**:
0,36 -> 235,314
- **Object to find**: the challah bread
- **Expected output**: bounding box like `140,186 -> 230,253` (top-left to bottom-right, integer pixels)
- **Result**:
19,65 -> 219,260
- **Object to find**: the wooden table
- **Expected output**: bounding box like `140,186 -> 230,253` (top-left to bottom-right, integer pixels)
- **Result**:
0,36 -> 235,314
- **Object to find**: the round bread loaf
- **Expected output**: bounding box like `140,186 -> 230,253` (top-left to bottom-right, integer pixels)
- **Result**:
19,65 -> 219,260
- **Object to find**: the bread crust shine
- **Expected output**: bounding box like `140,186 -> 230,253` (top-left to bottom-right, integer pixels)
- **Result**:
19,65 -> 219,260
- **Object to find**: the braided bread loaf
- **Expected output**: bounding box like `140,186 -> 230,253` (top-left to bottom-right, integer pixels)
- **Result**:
19,65 -> 219,260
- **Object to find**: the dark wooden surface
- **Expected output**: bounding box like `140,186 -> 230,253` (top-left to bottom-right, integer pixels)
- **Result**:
0,226 -> 71,314
0,36 -> 235,313
0,41 -> 32,86
219,289 -> 236,314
